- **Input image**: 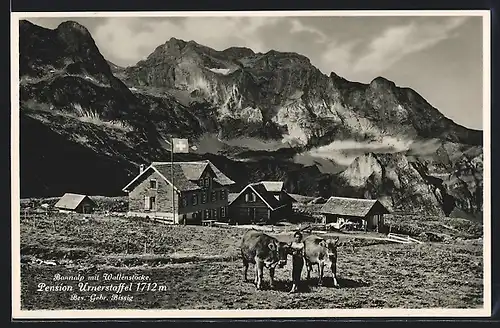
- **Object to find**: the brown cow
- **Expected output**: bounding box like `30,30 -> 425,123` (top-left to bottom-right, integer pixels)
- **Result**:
303,235 -> 340,287
240,229 -> 289,290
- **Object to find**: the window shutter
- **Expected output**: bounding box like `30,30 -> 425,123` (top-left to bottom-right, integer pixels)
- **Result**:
144,196 -> 150,210
245,194 -> 249,202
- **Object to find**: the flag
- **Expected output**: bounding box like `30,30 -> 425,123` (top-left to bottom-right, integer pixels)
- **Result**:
172,138 -> 189,153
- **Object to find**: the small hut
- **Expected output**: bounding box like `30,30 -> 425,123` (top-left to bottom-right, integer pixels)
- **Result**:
54,193 -> 96,214
320,196 -> 390,232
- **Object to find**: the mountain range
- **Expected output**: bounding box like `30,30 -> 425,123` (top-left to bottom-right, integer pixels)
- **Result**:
18,20 -> 483,219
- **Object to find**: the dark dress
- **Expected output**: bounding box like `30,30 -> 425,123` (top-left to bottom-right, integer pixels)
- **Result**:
290,242 -> 305,286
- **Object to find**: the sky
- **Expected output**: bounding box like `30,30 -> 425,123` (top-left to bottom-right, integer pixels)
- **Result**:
25,15 -> 484,130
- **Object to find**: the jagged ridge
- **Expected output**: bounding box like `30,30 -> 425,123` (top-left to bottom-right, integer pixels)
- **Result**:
17,20 -> 483,218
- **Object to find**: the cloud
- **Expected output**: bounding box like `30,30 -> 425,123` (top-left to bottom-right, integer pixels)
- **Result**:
352,16 -> 469,73
314,16 -> 470,77
295,136 -> 443,168
318,40 -> 360,76
28,16 -> 473,80
289,19 -> 327,43
92,17 -> 283,66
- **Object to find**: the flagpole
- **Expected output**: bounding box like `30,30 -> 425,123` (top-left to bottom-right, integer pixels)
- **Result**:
171,138 -> 175,224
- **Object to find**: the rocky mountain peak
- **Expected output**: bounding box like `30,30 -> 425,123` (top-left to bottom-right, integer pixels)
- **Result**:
167,36 -> 186,44
56,20 -> 92,35
18,20 -> 484,218
370,76 -> 397,90
221,46 -> 255,59
329,71 -> 346,81
19,20 -> 114,82
261,49 -> 312,68
164,37 -> 193,50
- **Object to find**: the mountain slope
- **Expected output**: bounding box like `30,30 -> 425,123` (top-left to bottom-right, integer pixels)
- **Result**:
17,20 -> 483,218
330,151 -> 482,218
122,37 -> 482,148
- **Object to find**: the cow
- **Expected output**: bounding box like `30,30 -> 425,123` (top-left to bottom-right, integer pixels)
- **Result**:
240,229 -> 289,290
303,235 -> 340,287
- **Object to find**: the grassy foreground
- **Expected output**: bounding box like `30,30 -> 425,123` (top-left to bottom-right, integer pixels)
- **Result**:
20,211 -> 484,310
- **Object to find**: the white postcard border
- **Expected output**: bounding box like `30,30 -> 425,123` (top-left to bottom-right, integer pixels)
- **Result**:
10,9 -> 492,319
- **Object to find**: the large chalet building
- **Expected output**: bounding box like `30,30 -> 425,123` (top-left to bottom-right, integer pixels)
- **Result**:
122,160 -> 235,224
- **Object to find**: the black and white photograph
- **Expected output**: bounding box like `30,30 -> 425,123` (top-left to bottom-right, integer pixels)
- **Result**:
11,11 -> 491,318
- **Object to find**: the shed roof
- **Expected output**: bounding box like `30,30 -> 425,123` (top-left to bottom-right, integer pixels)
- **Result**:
54,193 -> 94,210
320,196 -> 390,218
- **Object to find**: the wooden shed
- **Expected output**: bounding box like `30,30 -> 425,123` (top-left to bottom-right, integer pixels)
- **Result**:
54,193 -> 96,214
320,196 -> 390,232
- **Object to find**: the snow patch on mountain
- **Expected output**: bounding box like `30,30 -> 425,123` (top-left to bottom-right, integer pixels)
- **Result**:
208,68 -> 232,75
339,153 -> 384,187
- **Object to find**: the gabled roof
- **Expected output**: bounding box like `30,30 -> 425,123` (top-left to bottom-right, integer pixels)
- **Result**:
206,161 -> 235,186
320,196 -> 390,218
250,183 -> 281,209
122,160 -> 235,193
55,193 -> 95,210
229,181 -> 292,211
178,162 -> 208,180
153,163 -> 201,191
260,181 -> 284,192
228,193 -> 239,204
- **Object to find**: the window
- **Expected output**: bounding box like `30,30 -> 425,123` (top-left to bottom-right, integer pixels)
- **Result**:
220,190 -> 226,200
182,197 -> 188,208
213,209 -> 218,218
202,192 -> 207,204
204,209 -> 211,219
150,179 -> 157,189
221,207 -> 226,218
245,192 -> 256,202
192,194 -> 198,206
145,196 -> 156,211
204,177 -> 210,188
211,191 -> 217,202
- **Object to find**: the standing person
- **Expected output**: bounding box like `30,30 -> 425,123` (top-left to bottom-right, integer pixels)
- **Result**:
289,231 -> 305,293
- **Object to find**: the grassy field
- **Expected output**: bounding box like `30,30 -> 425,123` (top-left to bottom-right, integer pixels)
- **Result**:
19,209 -> 484,310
